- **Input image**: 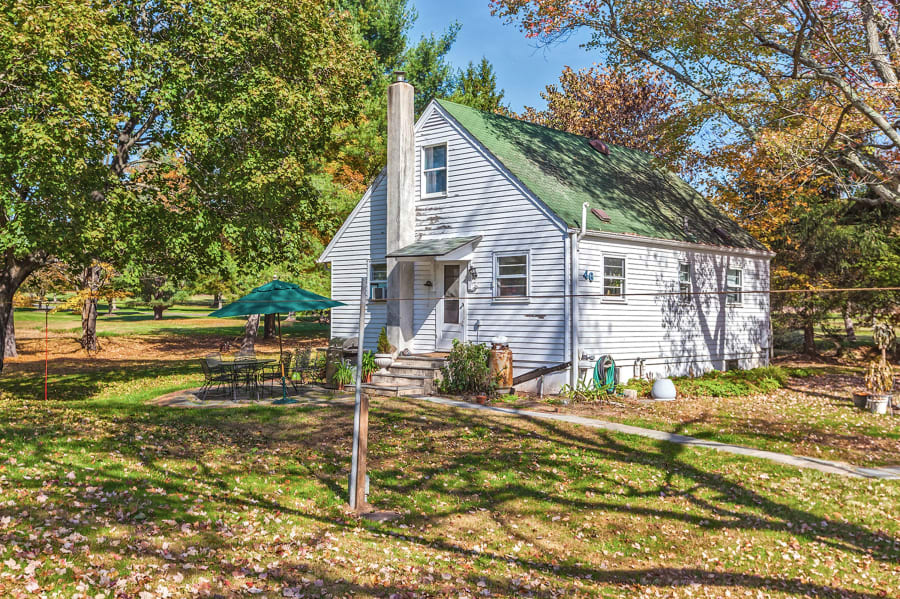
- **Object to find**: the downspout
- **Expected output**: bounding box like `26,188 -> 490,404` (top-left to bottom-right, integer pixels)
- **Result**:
569,202 -> 589,388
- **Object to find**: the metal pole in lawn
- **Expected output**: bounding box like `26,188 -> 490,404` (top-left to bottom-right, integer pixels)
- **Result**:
44,306 -> 49,401
349,276 -> 369,512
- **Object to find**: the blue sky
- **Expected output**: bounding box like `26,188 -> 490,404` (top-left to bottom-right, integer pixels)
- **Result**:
409,0 -> 598,113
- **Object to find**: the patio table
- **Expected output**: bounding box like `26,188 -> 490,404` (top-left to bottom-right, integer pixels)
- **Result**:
220,359 -> 276,401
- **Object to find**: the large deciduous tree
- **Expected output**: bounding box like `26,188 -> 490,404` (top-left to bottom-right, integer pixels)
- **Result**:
519,65 -> 696,171
492,0 -> 900,207
0,0 -> 372,372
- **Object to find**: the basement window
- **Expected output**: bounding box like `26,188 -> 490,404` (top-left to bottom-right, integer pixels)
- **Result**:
679,262 -> 691,303
726,267 -> 742,305
603,256 -> 626,298
423,144 -> 447,196
494,252 -> 529,300
370,262 -> 387,301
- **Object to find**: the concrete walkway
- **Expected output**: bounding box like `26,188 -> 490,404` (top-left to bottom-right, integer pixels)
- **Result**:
418,396 -> 900,480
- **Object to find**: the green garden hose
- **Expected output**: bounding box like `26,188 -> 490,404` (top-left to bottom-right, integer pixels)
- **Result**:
592,355 -> 617,393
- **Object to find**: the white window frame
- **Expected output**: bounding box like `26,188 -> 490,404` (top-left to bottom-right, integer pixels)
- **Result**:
726,266 -> 742,305
421,143 -> 448,198
493,250 -> 530,303
369,261 -> 387,301
602,255 -> 627,301
679,262 -> 692,304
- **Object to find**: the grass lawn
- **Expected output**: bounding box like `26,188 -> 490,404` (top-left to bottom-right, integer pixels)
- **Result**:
12,305 -> 326,340
1,323 -> 899,596
498,365 -> 900,468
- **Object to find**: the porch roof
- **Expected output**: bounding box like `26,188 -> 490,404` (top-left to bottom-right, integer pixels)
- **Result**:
386,235 -> 482,259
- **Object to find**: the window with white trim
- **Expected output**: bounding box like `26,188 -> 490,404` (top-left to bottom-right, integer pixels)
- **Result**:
369,262 -> 387,300
726,267 -> 742,304
423,144 -> 447,196
494,253 -> 528,299
603,256 -> 625,297
679,262 -> 691,303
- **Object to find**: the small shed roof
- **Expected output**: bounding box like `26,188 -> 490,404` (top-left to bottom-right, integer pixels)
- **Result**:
386,235 -> 483,259
436,99 -> 766,252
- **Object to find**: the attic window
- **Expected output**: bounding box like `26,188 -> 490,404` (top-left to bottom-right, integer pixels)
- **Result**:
589,139 -> 609,155
591,207 -> 611,223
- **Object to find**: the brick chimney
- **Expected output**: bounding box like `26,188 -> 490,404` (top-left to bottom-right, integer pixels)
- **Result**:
386,71 -> 415,352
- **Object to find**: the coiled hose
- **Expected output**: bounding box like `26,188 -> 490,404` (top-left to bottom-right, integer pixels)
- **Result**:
592,354 -> 617,393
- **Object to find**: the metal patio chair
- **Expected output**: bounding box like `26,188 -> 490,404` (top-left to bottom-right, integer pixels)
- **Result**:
198,359 -> 232,400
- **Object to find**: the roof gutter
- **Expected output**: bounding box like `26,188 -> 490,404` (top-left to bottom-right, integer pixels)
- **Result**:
573,228 -> 775,258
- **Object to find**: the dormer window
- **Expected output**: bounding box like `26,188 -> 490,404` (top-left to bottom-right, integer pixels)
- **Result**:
423,144 -> 447,197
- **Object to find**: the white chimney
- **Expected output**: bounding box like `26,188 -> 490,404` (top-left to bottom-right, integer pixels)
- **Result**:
385,71 -> 415,352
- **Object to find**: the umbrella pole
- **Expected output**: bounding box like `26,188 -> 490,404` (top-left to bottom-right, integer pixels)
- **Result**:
273,312 -> 297,405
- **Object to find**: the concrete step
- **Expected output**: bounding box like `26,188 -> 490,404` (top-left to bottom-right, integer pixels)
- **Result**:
372,372 -> 428,384
361,382 -> 424,398
387,364 -> 443,378
393,355 -> 446,370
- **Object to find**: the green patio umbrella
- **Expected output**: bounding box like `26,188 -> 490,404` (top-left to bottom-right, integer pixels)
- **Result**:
210,278 -> 344,404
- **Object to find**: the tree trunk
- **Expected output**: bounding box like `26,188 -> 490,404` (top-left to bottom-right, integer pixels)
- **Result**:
263,313 -> 276,339
803,320 -> 817,355
4,306 -> 16,359
79,265 -> 100,352
242,314 -> 260,351
842,304 -> 857,343
213,293 -> 223,310
153,305 -> 165,320
0,254 -> 43,373
107,297 -> 117,315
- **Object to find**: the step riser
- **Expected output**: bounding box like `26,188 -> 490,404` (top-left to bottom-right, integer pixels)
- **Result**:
393,359 -> 446,370
386,366 -> 442,378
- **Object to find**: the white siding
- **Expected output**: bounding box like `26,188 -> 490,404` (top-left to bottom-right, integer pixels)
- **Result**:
577,236 -> 771,380
328,179 -> 388,350
412,107 -> 569,367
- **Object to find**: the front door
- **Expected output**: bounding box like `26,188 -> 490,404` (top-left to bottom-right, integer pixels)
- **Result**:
437,262 -> 465,350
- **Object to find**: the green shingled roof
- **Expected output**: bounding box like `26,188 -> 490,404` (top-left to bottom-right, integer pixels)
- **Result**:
436,99 -> 766,251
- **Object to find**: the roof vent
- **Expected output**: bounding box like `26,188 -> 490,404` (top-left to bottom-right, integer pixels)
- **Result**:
713,225 -> 732,244
591,207 -> 611,223
589,139 -> 609,155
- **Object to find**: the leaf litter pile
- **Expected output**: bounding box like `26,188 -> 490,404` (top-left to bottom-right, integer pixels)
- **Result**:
0,334 -> 899,597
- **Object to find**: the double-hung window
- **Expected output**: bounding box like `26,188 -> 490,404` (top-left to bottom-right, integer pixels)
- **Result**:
494,253 -> 528,299
679,262 -> 691,303
603,256 -> 626,298
423,144 -> 447,196
726,267 -> 742,305
369,262 -> 387,300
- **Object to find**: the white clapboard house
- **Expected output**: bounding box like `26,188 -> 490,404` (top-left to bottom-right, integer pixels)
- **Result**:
318,73 -> 773,394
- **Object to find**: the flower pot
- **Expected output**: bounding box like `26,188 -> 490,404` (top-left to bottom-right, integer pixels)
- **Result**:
852,391 -> 869,409
866,394 -> 891,415
374,353 -> 393,374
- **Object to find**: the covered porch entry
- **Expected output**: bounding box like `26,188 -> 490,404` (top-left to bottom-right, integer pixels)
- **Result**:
386,235 -> 481,352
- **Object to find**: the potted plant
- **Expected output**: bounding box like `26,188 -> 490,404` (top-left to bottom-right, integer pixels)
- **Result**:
863,322 -> 896,414
374,327 -> 394,373
333,360 -> 354,391
361,350 -> 376,383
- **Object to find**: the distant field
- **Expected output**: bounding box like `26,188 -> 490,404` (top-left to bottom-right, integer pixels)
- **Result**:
13,304 -> 327,342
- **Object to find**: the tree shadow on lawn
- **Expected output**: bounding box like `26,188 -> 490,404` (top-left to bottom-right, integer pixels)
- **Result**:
1,358 -> 200,401
0,399 -> 896,597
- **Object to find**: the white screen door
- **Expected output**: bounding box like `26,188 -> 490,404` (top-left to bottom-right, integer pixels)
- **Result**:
437,262 -> 465,350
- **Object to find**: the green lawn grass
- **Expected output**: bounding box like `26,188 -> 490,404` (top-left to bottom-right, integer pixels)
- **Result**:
13,305 -> 326,340
1,355 -> 898,597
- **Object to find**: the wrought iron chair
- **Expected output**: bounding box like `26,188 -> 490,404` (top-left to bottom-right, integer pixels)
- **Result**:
198,359 -> 232,400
